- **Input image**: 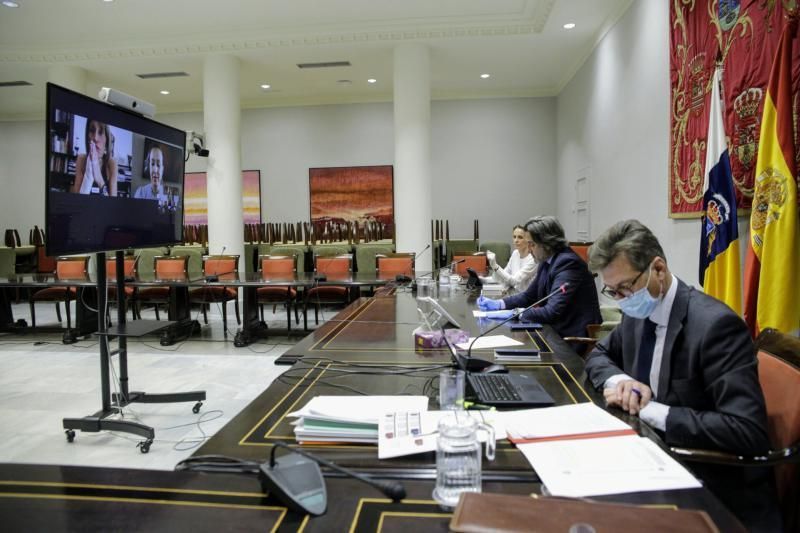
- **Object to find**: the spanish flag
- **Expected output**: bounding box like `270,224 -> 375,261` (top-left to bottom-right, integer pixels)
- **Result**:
699,67 -> 741,315
743,20 -> 800,337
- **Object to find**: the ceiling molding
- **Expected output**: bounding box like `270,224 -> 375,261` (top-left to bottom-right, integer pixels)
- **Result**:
0,21 -> 553,64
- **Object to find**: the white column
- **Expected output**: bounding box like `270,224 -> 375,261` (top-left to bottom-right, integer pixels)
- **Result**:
48,65 -> 87,94
203,54 -> 243,267
393,43 -> 431,269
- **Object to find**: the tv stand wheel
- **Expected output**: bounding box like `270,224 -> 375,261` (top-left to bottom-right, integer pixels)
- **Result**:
65,430 -> 76,443
137,439 -> 153,454
15,319 -> 27,328
62,331 -> 78,344
192,402 -> 202,414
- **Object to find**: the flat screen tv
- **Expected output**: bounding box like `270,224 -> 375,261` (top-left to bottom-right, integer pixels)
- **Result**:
45,82 -> 186,256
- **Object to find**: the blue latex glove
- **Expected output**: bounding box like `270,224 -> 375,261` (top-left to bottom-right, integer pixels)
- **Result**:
485,309 -> 515,320
477,295 -> 502,311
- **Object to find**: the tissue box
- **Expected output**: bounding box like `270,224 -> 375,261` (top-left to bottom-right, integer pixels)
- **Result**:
414,327 -> 469,350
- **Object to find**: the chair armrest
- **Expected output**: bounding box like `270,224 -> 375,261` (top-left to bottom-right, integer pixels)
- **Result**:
670,444 -> 800,466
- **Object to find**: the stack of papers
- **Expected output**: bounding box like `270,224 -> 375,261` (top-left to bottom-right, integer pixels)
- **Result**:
480,283 -> 506,296
287,396 -> 429,444
504,403 -> 700,497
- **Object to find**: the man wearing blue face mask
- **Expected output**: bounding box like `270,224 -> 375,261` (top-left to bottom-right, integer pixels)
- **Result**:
584,219 -> 778,532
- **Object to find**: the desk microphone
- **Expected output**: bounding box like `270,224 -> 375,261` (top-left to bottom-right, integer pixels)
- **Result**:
463,283 -> 570,370
411,257 -> 466,290
394,243 -> 431,284
260,441 -> 406,515
205,246 -> 228,282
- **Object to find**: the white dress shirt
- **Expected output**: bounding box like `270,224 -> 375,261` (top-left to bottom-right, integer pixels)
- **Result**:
604,274 -> 679,431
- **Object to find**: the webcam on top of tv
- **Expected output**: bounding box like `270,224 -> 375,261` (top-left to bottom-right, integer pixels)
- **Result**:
98,87 -> 156,118
188,131 -> 210,157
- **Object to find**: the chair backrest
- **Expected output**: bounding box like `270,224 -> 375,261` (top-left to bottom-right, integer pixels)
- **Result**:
479,241 -> 512,270
260,255 -> 296,277
314,254 -> 352,275
376,253 -> 414,277
105,257 -> 137,278
569,241 -> 592,263
452,253 -> 487,277
757,349 -> 800,452
203,255 -> 239,277
154,255 -> 189,278
55,256 -> 89,279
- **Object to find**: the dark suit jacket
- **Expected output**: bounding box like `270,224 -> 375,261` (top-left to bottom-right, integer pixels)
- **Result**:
584,279 -> 779,531
502,248 -> 601,339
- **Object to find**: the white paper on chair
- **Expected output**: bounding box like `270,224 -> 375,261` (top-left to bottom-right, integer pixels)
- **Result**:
455,335 -> 523,350
517,435 -> 701,497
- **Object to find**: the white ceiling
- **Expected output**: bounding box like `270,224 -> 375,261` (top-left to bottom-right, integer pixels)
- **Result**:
0,0 -> 633,120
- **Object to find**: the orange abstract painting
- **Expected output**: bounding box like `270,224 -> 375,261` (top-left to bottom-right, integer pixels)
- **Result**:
184,170 -> 261,225
309,165 -> 393,226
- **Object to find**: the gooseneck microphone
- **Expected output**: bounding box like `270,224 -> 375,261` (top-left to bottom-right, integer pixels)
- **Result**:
395,243 -> 431,283
175,444 -> 406,516
464,283 -> 570,367
205,246 -> 229,282
266,441 -> 406,503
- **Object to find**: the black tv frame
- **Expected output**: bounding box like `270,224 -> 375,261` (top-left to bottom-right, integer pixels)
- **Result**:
45,82 -> 186,257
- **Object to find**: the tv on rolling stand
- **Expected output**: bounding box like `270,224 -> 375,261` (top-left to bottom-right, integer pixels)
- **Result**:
48,83 -> 206,451
46,82 -> 185,257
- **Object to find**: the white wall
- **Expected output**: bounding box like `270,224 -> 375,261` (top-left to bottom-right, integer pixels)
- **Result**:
0,97 -> 555,247
0,120 -> 45,235
556,0 -> 702,286
432,98 -> 557,242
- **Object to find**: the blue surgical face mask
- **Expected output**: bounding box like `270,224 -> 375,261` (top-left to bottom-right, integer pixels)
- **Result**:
618,268 -> 659,319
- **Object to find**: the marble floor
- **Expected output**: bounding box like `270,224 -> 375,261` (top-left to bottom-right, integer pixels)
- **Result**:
0,298 -> 317,471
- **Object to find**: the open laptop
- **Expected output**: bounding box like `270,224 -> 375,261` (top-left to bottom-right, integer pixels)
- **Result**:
441,331 -> 554,407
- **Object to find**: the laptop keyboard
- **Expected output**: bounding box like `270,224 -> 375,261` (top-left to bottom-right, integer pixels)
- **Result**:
468,374 -> 521,402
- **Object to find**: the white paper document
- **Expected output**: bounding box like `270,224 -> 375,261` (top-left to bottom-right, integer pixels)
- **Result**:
287,395 -> 429,424
518,435 -> 701,497
504,403 -> 633,441
472,309 -> 518,318
378,410 -> 505,459
455,335 -> 523,350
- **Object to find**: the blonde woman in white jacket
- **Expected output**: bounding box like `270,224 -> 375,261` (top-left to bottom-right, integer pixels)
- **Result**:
483,225 -> 537,293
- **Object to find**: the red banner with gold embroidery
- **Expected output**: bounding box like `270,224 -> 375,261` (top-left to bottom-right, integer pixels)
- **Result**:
669,0 -> 800,218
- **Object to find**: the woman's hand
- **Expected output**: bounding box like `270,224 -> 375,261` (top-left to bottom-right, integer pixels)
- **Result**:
88,142 -> 105,187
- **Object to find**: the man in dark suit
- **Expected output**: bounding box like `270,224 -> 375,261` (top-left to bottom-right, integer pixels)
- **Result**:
584,219 -> 779,532
477,216 -> 601,339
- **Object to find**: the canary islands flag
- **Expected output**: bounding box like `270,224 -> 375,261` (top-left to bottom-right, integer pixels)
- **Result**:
743,20 -> 800,336
699,67 -> 741,315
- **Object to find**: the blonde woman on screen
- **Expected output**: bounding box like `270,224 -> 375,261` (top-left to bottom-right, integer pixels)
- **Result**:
71,119 -> 118,196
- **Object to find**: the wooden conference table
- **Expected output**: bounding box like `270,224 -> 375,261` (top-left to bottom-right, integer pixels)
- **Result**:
0,287 -> 743,530
192,287 -> 742,530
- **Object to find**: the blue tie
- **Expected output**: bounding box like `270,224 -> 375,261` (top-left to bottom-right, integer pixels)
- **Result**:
634,319 -> 657,386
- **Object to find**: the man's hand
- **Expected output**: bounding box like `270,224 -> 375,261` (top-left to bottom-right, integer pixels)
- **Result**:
603,380 -> 652,415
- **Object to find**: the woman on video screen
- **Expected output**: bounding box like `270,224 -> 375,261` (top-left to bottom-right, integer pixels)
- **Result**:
70,119 -> 118,196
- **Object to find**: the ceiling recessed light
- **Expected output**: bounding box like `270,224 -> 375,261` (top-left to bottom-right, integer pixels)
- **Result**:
480,73 -> 490,79
159,90 -> 170,95
367,78 -> 377,84
563,22 -> 576,30
2,1 -> 20,7
260,84 -> 271,89
103,0 -> 114,3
